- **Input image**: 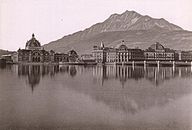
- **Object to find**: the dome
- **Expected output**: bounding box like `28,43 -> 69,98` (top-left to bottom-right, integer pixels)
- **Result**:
149,42 -> 165,50
116,40 -> 128,50
118,44 -> 128,50
25,34 -> 41,49
68,50 -> 78,56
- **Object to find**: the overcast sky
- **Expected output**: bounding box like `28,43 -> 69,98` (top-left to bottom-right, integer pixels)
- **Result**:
0,0 -> 191,51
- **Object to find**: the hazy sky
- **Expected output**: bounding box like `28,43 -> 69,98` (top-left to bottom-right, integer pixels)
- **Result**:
0,0 -> 191,51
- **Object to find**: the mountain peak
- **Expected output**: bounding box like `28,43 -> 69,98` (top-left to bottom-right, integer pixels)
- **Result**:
123,10 -> 140,15
109,10 -> 141,19
104,10 -> 182,31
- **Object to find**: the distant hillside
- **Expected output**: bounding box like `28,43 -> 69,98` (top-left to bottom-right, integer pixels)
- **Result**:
43,10 -> 192,54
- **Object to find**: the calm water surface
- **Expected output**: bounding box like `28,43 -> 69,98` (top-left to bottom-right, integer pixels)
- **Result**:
0,64 -> 192,130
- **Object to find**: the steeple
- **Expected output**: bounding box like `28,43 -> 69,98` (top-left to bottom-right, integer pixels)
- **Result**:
100,42 -> 104,48
32,33 -> 35,38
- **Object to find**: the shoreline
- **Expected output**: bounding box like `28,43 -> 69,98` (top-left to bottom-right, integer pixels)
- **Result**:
3,60 -> 192,67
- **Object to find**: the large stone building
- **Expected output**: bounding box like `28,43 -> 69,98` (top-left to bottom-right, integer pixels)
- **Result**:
92,42 -> 107,63
17,34 -> 53,63
92,41 -> 144,63
116,43 -> 144,62
106,47 -> 117,63
15,34 -> 78,63
144,42 -> 175,61
68,50 -> 79,62
80,54 -> 95,62
177,51 -> 192,61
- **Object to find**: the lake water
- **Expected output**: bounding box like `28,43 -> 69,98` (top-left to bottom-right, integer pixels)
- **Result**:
0,64 -> 192,130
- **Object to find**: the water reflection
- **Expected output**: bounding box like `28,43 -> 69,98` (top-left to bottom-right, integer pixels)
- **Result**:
69,66 -> 77,77
17,65 -> 59,91
16,65 -> 77,91
0,63 -> 6,69
92,65 -> 192,86
1,64 -> 192,90
0,64 -> 192,129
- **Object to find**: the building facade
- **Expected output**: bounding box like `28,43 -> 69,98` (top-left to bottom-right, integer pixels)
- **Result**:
144,42 -> 175,61
106,48 -> 117,63
68,50 -> 78,62
93,41 -> 144,63
92,43 -> 107,63
116,44 -> 144,62
16,34 -> 70,63
92,41 -> 179,63
17,34 -> 52,63
80,54 -> 95,62
177,51 -> 192,61
1,54 -> 13,63
54,53 -> 69,63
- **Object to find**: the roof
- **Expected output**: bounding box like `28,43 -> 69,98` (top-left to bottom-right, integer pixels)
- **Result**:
68,50 -> 78,55
117,44 -> 128,50
149,42 -> 165,50
25,34 -> 41,48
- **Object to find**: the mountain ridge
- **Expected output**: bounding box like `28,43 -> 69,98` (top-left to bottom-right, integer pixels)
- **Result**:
44,10 -> 191,54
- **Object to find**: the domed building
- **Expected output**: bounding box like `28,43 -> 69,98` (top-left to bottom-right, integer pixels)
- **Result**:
116,42 -> 144,62
144,42 -> 175,61
16,34 -> 69,63
116,42 -> 130,62
117,44 -> 128,51
148,42 -> 165,52
17,34 -> 52,63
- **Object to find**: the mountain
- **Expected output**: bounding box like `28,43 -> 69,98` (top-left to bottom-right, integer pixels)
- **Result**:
43,10 -> 192,54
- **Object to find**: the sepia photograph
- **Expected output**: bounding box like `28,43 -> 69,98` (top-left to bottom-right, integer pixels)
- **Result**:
0,0 -> 192,129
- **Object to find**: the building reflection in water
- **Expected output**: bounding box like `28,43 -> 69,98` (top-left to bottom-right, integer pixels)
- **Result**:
92,65 -> 192,87
59,65 -> 77,77
16,65 -> 78,91
28,66 -> 40,91
69,66 -> 77,77
1,64 -> 191,91
0,63 -> 6,69
17,65 -> 60,92
1,64 -> 192,116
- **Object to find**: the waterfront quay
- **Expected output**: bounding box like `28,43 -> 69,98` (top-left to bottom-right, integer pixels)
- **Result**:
106,60 -> 192,67
2,60 -> 192,67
